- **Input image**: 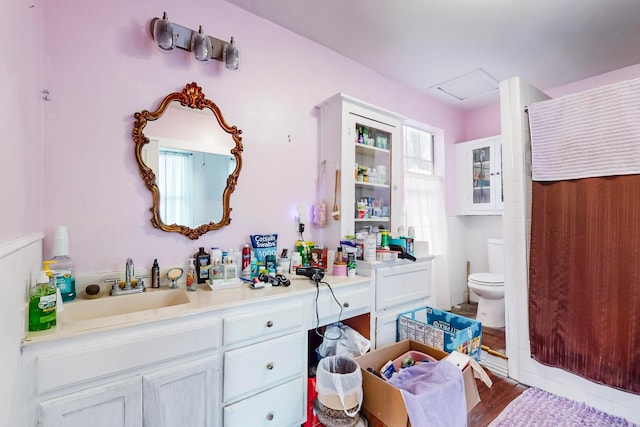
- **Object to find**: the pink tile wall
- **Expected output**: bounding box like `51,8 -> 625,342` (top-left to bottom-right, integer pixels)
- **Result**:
40,0 -> 464,274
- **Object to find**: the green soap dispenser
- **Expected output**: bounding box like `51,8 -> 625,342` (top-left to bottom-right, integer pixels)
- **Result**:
28,261 -> 58,332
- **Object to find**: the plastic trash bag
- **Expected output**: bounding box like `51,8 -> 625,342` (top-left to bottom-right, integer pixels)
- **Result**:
317,322 -> 371,359
316,355 -> 363,417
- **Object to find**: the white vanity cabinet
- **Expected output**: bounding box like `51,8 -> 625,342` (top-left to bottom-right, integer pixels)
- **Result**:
22,314 -> 221,427
317,93 -> 403,243
221,300 -> 307,427
39,377 -> 142,427
359,257 -> 434,349
455,135 -> 503,214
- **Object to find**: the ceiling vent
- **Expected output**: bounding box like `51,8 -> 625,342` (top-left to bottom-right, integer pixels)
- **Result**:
432,68 -> 499,101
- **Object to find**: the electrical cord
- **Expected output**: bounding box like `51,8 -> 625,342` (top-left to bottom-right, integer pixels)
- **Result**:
313,278 -> 344,340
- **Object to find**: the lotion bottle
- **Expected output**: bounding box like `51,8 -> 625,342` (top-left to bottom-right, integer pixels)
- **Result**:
151,259 -> 160,288
186,258 -> 197,291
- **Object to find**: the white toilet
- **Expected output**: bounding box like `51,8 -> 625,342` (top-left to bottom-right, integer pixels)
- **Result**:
468,238 -> 505,328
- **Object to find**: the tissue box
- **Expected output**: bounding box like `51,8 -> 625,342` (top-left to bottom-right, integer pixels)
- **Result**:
355,340 -> 483,427
398,306 -> 482,362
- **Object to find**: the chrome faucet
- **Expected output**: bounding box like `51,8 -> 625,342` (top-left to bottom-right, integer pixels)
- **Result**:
105,258 -> 147,296
125,258 -> 134,288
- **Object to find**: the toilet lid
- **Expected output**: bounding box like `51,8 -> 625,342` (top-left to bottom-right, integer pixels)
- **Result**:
469,272 -> 504,285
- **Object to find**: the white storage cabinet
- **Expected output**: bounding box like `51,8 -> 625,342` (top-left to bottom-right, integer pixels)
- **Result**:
455,135 -> 503,214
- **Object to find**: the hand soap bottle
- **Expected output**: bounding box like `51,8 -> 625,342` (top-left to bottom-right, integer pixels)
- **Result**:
186,258 -> 197,291
28,263 -> 57,332
49,225 -> 76,302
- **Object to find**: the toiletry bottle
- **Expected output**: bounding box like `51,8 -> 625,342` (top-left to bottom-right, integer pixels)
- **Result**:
224,256 -> 237,280
290,252 -> 302,273
49,225 -> 76,302
347,253 -> 357,277
186,258 -> 197,291
241,244 -> 251,280
28,264 -> 57,332
250,250 -> 258,279
151,259 -> 160,288
194,247 -> 210,284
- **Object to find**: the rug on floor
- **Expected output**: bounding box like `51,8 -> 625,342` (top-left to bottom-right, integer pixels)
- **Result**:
488,387 -> 638,427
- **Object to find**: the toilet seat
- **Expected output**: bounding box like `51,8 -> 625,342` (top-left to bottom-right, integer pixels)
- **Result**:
468,272 -> 503,286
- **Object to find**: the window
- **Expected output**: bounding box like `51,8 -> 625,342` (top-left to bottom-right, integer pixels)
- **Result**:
403,124 -> 450,309
158,149 -> 194,227
404,126 -> 434,176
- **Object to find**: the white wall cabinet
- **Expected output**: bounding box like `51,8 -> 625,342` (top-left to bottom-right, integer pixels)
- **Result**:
455,135 -> 503,214
317,93 -> 403,244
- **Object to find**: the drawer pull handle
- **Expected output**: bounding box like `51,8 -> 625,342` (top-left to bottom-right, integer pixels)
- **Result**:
266,412 -> 274,421
343,302 -> 350,308
266,320 -> 273,327
266,362 -> 274,370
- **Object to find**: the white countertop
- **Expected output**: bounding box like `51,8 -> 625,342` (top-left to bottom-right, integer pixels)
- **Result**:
22,274 -> 370,346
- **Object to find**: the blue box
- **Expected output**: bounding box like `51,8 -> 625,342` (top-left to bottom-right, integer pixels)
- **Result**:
398,306 -> 482,362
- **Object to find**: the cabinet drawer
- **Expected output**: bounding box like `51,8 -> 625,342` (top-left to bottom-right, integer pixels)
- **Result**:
223,377 -> 305,427
375,261 -> 431,310
223,301 -> 304,346
223,331 -> 305,403
315,284 -> 369,327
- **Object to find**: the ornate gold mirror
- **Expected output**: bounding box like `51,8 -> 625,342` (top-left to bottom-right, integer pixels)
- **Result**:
133,82 -> 243,239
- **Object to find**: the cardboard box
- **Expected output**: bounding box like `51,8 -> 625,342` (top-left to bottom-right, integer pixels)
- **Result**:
355,340 -> 482,427
398,306 -> 483,362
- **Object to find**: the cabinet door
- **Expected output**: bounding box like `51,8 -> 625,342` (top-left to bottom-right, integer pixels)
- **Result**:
142,356 -> 218,427
455,136 -> 502,214
39,377 -> 142,427
350,114 -> 397,235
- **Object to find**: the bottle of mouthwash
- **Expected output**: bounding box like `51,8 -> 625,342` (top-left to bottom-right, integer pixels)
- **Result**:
28,262 -> 57,332
49,225 -> 76,302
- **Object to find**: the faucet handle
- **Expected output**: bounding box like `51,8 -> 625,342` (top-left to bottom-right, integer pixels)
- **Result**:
135,275 -> 148,290
105,278 -> 120,294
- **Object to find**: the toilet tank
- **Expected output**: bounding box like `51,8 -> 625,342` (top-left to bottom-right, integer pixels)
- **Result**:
487,238 -> 504,274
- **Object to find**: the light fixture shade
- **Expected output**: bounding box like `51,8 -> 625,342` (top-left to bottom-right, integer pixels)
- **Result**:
191,25 -> 212,62
154,12 -> 174,51
224,37 -> 239,70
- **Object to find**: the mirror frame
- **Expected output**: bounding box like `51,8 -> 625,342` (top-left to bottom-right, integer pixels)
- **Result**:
133,82 -> 243,239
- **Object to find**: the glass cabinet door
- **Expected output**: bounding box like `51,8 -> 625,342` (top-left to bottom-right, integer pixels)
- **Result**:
353,118 -> 392,233
472,145 -> 492,205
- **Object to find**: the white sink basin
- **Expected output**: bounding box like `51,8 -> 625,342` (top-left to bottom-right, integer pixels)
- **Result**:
60,288 -> 191,325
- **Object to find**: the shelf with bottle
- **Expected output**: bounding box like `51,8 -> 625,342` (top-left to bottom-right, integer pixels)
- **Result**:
355,124 -> 391,151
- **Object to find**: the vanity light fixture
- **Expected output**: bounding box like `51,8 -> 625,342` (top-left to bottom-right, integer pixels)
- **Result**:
153,12 -> 174,51
150,12 -> 239,68
191,25 -> 212,62
224,37 -> 239,70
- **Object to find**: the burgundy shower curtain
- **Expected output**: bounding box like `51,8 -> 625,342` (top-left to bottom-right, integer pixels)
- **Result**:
529,174 -> 640,394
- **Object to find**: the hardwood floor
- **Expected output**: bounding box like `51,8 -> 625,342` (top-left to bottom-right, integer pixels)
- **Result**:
468,370 -> 527,426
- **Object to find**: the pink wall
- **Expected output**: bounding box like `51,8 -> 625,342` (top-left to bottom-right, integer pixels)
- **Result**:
0,1 -> 44,242
39,0 -> 464,275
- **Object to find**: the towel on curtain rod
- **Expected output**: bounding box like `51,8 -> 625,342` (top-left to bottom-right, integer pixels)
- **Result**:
528,77 -> 640,181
